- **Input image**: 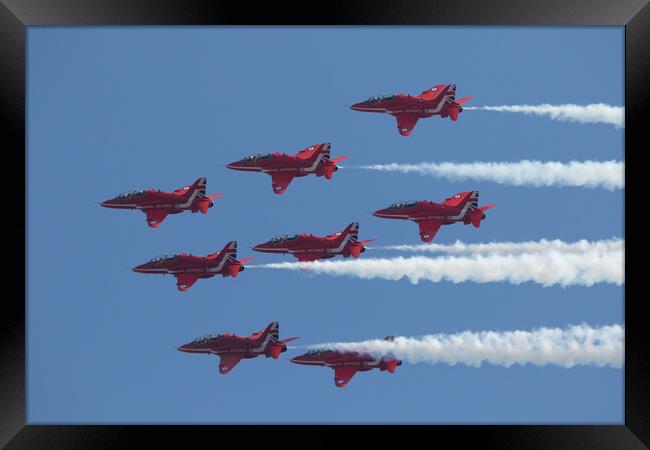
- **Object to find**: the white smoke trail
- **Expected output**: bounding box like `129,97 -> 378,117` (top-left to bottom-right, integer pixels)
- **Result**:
259,249 -> 623,287
315,324 -> 624,369
464,103 -> 624,127
356,160 -> 624,190
374,238 -> 623,255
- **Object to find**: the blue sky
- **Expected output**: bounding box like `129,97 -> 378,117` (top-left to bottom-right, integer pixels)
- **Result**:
27,27 -> 623,423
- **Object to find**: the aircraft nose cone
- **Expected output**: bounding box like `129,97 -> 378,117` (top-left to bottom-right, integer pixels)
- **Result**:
132,264 -> 147,273
252,244 -> 271,253
177,344 -> 190,352
350,102 -> 363,111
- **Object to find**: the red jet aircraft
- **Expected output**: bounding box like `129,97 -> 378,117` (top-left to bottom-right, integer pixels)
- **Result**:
225,142 -> 347,194
252,222 -> 374,262
132,241 -> 253,291
291,336 -> 401,387
178,321 -> 299,374
350,83 -> 472,136
373,191 -> 495,242
100,177 -> 223,228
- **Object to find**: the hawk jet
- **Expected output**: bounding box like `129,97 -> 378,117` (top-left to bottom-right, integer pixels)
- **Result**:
350,83 -> 472,136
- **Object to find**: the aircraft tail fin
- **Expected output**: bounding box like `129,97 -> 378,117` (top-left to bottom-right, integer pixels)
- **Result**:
338,222 -> 359,243
221,240 -> 238,262
340,222 -> 371,258
208,240 -> 238,260
440,83 -> 457,102
181,178 -> 222,213
193,177 -> 208,196
261,321 -> 281,342
173,177 -> 207,197
185,177 -> 208,196
315,142 -> 331,159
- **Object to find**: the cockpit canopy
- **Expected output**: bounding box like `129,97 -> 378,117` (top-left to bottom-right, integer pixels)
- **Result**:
149,254 -> 176,264
365,94 -> 395,104
305,348 -> 335,355
192,334 -> 221,344
268,234 -> 298,243
116,190 -> 144,199
387,201 -> 419,210
241,153 -> 272,162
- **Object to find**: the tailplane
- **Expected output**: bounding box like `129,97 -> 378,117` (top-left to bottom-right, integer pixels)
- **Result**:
445,95 -> 472,121
263,322 -> 300,359
182,177 -> 223,214
469,203 -> 496,228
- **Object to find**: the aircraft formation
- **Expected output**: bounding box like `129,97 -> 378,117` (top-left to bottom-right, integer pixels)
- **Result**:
101,83 -> 489,387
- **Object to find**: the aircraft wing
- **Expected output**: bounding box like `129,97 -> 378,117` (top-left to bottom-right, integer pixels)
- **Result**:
333,366 -> 359,387
270,172 -> 294,194
218,353 -> 243,374
144,209 -> 169,228
175,273 -> 201,291
394,114 -> 420,136
415,220 -> 442,242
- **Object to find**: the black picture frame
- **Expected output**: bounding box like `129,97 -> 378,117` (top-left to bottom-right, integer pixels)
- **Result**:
3,0 -> 647,447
